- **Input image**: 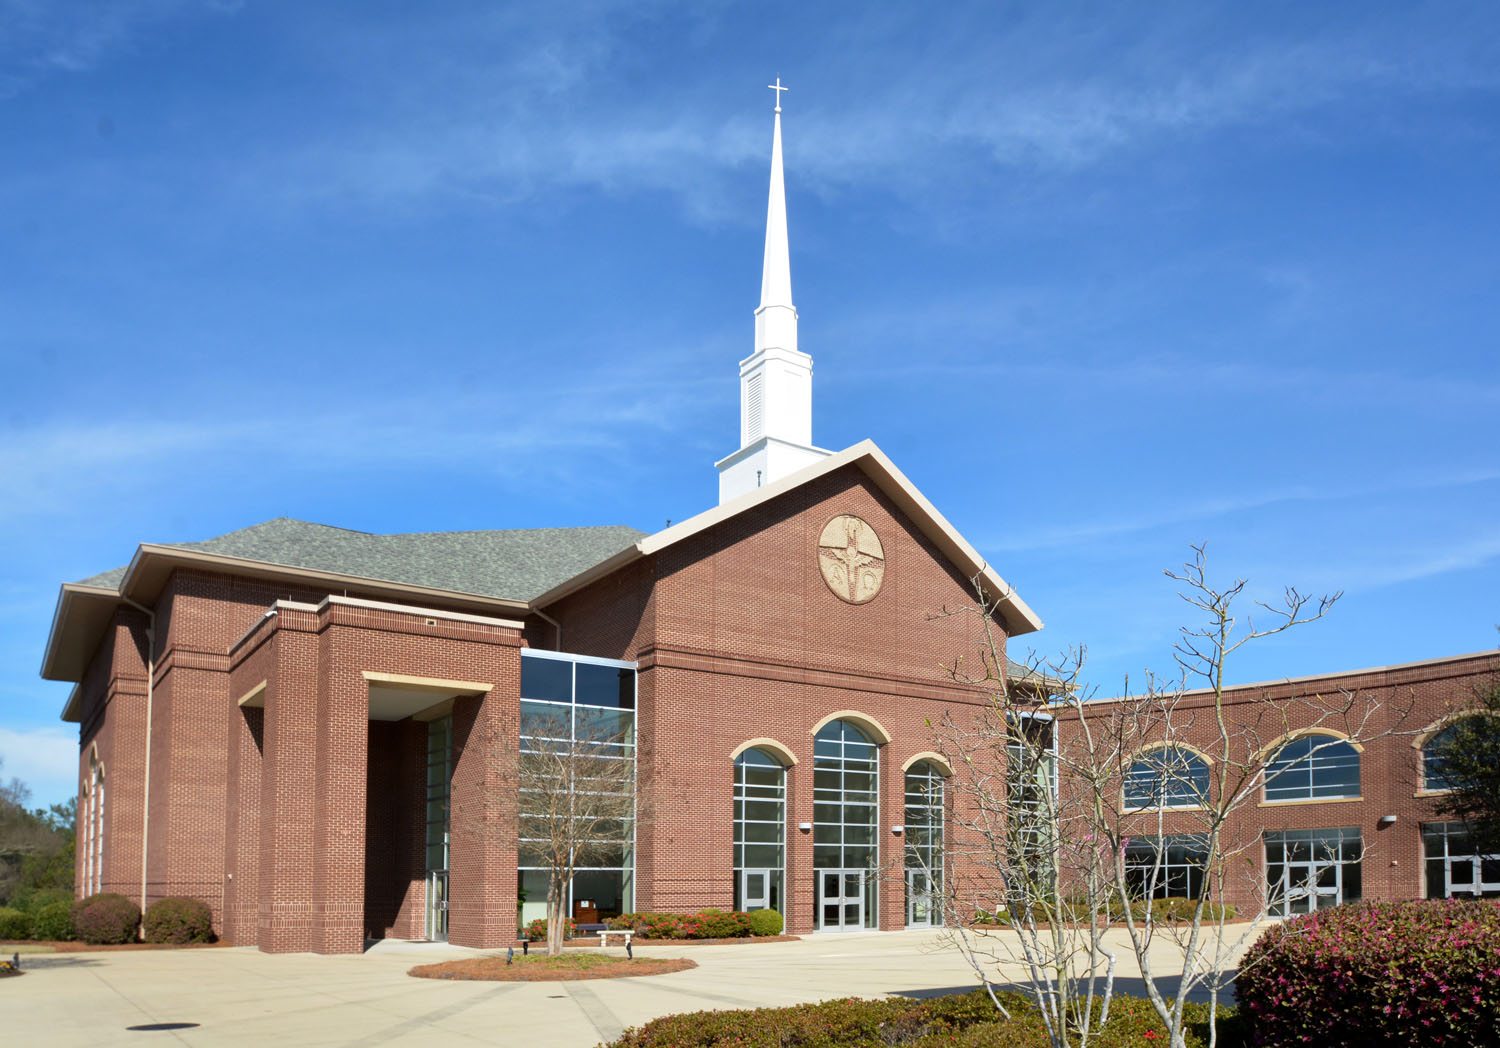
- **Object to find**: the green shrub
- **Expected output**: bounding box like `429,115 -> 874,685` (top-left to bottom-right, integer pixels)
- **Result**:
745,908 -> 783,936
683,909 -> 752,939
144,897 -> 213,944
1238,899 -> 1500,1047
0,907 -> 30,940
610,910 -> 778,939
71,892 -> 140,945
607,988 -> 1238,1047
522,916 -> 577,941
28,900 -> 75,941
13,886 -> 72,914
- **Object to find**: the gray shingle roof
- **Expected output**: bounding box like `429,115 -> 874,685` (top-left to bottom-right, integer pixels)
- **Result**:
76,517 -> 646,603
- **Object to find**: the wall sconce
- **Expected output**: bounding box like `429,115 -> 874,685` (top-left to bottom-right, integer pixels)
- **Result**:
1378,815 -> 1398,826
798,822 -> 812,833
891,825 -> 905,835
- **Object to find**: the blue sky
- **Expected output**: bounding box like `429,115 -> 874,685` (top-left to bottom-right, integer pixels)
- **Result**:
2,2 -> 1497,807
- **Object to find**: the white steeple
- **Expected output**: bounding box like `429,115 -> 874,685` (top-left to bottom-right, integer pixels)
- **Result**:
716,79 -> 831,504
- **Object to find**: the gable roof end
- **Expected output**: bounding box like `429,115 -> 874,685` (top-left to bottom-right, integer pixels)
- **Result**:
535,439 -> 1043,636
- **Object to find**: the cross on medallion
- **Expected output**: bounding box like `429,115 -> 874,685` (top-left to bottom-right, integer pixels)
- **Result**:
768,77 -> 788,114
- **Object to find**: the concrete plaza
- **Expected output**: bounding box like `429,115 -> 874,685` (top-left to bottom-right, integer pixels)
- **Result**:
4,928 -> 1250,1046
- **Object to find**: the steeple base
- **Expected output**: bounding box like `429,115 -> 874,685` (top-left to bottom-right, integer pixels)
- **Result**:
715,437 -> 832,505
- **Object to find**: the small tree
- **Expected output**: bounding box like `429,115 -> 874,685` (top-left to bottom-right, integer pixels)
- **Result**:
505,707 -> 642,957
1432,677 -> 1500,853
933,546 -> 1417,1048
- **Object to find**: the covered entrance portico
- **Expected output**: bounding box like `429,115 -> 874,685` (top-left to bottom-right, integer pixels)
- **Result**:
224,595 -> 526,954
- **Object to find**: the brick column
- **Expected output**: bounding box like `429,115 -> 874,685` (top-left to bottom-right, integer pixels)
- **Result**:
312,634 -> 369,955
448,664 -> 520,948
258,621 -> 320,952
222,704 -> 263,944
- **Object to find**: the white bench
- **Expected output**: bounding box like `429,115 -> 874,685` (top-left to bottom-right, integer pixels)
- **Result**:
598,929 -> 633,949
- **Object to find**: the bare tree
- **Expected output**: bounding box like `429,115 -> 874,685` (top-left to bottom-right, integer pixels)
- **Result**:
502,706 -> 642,957
931,546 -> 1416,1048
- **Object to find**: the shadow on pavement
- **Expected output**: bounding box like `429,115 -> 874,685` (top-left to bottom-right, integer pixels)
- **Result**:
11,956 -> 106,970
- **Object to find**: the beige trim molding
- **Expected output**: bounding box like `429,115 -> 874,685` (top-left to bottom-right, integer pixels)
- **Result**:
1254,727 -> 1364,763
1126,740 -> 1216,767
1412,710 -> 1498,749
237,680 -> 267,709
325,595 -> 525,631
730,737 -> 799,767
361,671 -> 492,695
810,709 -> 893,745
1257,796 -> 1363,808
902,751 -> 954,776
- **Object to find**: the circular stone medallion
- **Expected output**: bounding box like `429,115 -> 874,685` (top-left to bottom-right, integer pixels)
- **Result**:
818,515 -> 886,604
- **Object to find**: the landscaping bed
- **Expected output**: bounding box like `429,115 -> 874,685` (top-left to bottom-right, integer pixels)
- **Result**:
410,953 -> 697,982
0,939 -> 228,953
606,989 -> 1240,1047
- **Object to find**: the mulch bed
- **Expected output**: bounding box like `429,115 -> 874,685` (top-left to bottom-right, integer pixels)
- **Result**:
626,934 -> 800,946
410,955 -> 698,982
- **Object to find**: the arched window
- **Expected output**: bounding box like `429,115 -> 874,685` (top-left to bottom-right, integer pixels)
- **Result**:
904,761 -> 944,928
81,757 -> 104,896
1124,746 -> 1210,810
813,719 -> 879,931
1421,718 -> 1487,793
733,747 -> 786,923
1264,734 -> 1360,802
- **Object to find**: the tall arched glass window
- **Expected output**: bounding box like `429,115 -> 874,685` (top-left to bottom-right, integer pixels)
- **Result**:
813,719 -> 879,931
904,761 -> 944,928
733,748 -> 785,923
1124,746 -> 1210,810
1264,735 -> 1360,802
1422,721 -> 1472,792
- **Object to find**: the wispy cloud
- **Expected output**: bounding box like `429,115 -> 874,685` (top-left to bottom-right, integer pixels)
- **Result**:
0,0 -> 234,99
238,6 -> 1500,219
981,468 -> 1500,553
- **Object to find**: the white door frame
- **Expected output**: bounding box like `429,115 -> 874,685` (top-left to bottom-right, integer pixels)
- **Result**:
740,868 -> 773,911
906,868 -> 937,928
817,868 -> 866,932
426,868 -> 449,941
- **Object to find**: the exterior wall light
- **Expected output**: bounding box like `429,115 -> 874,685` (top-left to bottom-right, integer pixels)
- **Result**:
798,821 -> 812,832
1379,815 -> 1398,825
891,825 -> 904,835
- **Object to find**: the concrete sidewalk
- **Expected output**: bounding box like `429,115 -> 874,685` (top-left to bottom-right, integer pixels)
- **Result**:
2,929 -> 1248,1046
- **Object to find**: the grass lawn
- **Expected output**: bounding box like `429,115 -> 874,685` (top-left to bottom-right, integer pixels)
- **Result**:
410,951 -> 697,982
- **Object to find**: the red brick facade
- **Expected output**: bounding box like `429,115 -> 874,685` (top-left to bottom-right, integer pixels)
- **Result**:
62,461 -> 1498,952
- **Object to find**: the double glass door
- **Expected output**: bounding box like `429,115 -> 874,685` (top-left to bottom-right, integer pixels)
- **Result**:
1278,860 -> 1341,915
1448,854 -> 1500,897
818,869 -> 866,931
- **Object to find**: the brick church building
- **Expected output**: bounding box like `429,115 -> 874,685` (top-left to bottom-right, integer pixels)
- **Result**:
40,93 -> 1497,954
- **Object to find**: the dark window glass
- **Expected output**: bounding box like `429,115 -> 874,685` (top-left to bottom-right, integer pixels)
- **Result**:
520,656 -> 572,703
575,663 -> 634,709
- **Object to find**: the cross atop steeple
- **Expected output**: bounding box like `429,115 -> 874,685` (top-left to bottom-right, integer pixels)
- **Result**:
768,77 -> 788,114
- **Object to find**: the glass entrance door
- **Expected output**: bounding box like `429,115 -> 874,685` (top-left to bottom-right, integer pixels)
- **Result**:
741,868 -> 772,912
426,869 -> 448,941
1448,854 -> 1500,897
818,869 -> 865,931
906,869 -> 936,928
1282,860 -> 1340,914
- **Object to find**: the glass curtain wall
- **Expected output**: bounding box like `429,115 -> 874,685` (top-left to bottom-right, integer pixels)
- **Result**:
813,720 -> 879,930
1123,835 -> 1209,900
518,651 -> 637,929
904,761 -> 944,927
1006,715 -> 1057,905
733,748 -> 786,924
424,715 -> 452,940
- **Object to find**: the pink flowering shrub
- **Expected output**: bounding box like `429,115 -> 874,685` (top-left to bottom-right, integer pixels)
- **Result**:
605,910 -> 760,939
522,916 -> 577,941
1237,899 -> 1500,1046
